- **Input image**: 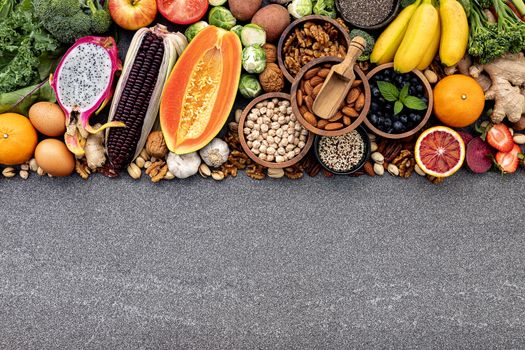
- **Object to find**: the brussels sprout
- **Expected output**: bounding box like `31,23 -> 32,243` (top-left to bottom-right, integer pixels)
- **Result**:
288,0 -> 313,19
230,25 -> 243,40
239,74 -> 263,98
209,0 -> 226,5
208,6 -> 237,30
185,21 -> 209,42
242,45 -> 267,74
240,24 -> 266,47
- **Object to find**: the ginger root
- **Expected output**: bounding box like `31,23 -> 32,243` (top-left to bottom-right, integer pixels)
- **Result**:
466,53 -> 525,124
85,124 -> 106,170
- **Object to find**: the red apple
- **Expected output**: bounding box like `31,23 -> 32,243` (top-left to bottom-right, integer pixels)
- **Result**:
109,0 -> 157,31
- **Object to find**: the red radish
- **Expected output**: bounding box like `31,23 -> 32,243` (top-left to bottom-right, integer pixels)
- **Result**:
495,144 -> 521,174
466,137 -> 495,174
458,131 -> 474,146
486,123 -> 514,152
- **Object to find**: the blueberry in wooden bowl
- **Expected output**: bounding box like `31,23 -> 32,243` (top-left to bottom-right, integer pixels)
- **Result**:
364,63 -> 433,140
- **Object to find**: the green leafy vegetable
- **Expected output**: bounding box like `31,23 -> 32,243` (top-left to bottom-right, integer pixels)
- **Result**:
33,0 -> 112,44
378,81 -> 427,114
0,79 -> 55,115
312,0 -> 336,18
0,0 -> 62,95
0,0 -> 15,18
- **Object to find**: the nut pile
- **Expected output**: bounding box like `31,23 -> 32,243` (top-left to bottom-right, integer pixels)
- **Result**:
296,63 -> 366,131
243,98 -> 309,163
317,130 -> 366,172
283,21 -> 348,77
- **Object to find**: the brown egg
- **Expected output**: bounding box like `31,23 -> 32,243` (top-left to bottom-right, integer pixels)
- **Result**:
29,102 -> 66,137
35,139 -> 75,177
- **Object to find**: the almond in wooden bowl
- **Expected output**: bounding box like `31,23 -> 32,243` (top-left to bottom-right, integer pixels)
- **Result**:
238,92 -> 314,169
291,56 -> 371,137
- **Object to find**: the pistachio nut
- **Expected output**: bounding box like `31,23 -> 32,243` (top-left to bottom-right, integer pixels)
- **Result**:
211,171 -> 225,181
373,163 -> 384,176
513,134 -> 525,144
19,170 -> 29,180
414,164 -> 426,176
2,167 -> 16,178
164,171 -> 175,180
387,164 -> 400,176
371,152 -> 384,165
127,163 -> 142,180
199,163 -> 211,178
267,168 -> 285,178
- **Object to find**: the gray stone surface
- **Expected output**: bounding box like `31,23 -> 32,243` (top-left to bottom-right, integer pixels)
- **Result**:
1,172 -> 524,349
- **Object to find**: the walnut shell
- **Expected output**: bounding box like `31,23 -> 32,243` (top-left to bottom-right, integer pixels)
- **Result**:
259,63 -> 285,93
263,43 -> 277,64
146,131 -> 168,159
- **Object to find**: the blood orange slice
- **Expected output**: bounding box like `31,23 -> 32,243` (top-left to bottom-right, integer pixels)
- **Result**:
415,126 -> 466,177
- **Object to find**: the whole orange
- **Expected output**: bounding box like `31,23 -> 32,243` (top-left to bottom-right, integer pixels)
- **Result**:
0,113 -> 38,165
433,74 -> 485,128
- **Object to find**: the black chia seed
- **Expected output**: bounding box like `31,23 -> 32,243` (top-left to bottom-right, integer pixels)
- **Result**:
337,0 -> 396,27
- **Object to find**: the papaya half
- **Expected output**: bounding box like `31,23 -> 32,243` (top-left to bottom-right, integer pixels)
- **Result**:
160,26 -> 242,154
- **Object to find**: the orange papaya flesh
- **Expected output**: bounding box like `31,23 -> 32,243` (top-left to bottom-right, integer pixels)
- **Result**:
160,26 -> 242,154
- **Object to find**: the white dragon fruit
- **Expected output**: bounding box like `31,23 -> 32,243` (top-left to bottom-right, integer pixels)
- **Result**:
51,36 -> 123,157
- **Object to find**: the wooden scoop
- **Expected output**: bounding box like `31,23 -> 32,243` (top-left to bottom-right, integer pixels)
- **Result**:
312,36 -> 367,120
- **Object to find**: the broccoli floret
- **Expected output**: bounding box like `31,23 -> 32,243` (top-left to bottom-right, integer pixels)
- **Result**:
33,0 -> 112,44
350,29 -> 375,62
468,0 -> 525,63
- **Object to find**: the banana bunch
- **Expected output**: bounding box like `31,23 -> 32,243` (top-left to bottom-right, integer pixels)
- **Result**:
370,0 -> 468,73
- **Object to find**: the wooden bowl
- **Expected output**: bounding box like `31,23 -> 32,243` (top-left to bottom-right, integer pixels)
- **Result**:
290,57 -> 371,137
364,63 -> 433,140
314,126 -> 371,175
277,15 -> 351,83
238,92 -> 314,169
335,0 -> 401,30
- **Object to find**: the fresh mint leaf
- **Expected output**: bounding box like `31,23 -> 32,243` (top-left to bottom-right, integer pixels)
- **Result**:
377,81 -> 399,102
394,101 -> 404,115
404,96 -> 427,110
399,84 -> 410,103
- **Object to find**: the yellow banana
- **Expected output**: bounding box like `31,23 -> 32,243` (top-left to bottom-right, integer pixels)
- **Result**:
416,13 -> 440,70
370,0 -> 422,65
439,0 -> 469,66
394,0 -> 440,73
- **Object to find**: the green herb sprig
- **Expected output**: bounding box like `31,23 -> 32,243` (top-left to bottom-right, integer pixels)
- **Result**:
377,81 -> 427,116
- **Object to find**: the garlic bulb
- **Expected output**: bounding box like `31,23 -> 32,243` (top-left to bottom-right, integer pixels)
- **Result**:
199,138 -> 230,168
166,152 -> 201,179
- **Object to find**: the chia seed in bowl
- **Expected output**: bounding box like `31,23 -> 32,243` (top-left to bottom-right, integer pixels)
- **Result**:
336,0 -> 400,29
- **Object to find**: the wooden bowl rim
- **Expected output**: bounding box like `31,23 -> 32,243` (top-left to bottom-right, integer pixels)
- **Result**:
313,126 -> 372,175
363,63 -> 434,140
290,56 -> 371,137
238,92 -> 314,169
277,15 -> 352,84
